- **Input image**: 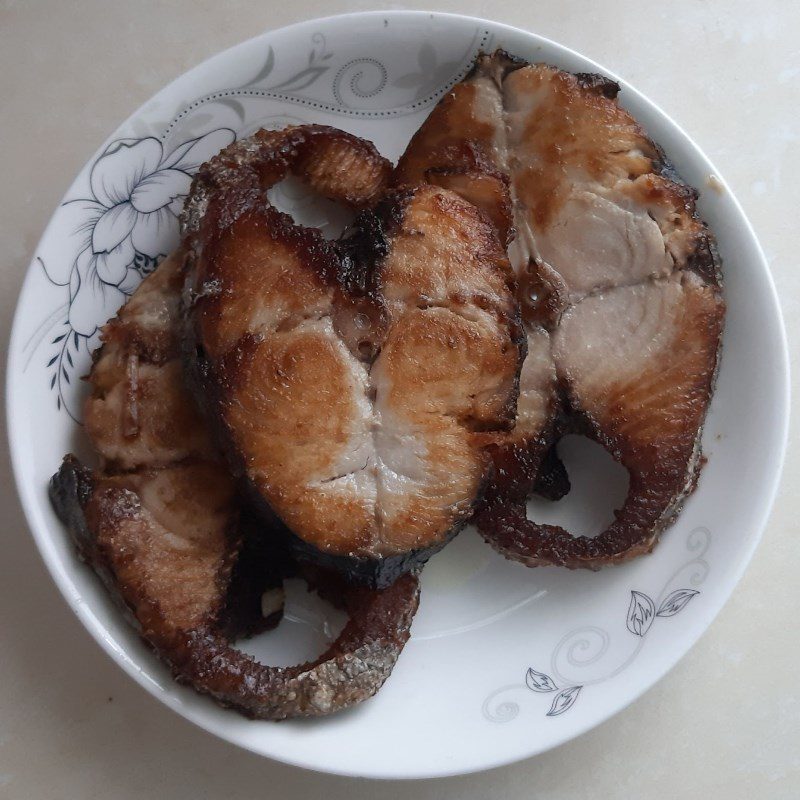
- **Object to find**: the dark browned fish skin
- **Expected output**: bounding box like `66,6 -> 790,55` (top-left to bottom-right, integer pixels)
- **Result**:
182,125 -> 525,586
397,50 -> 725,569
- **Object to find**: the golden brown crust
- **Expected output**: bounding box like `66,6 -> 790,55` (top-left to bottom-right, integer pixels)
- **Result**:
61,156 -> 425,717
182,125 -> 391,243
477,275 -> 724,567
55,196 -> 425,716
190,206 -> 338,362
83,463 -> 239,632
165,570 -> 420,720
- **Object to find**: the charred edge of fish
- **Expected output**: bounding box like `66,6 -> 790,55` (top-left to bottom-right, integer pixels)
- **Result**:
573,72 -> 620,99
242,478 -> 463,589
163,571 -> 420,721
479,397 -> 568,505
476,483 -> 679,570
336,206 -> 392,296
649,141 -> 723,287
476,403 -> 714,568
217,515 -> 292,640
181,334 -> 436,589
182,124 -> 391,240
49,456 -> 149,632
532,443 -> 571,501
467,48 -> 528,84
287,533 -> 451,590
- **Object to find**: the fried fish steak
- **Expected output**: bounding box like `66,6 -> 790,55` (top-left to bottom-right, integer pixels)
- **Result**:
183,125 -> 525,586
52,244 -> 420,719
395,51 -> 725,568
50,455 -> 420,720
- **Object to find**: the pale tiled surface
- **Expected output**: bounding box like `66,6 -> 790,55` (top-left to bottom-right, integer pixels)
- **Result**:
1,1 -> 798,797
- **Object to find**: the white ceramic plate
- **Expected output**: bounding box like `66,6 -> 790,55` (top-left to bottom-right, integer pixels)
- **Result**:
6,11 -> 789,780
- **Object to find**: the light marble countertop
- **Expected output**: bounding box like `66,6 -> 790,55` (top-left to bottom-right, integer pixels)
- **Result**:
1,1 -> 798,797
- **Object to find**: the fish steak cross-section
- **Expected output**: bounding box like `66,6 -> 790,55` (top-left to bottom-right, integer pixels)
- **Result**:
395,52 -> 725,568
182,125 -> 526,585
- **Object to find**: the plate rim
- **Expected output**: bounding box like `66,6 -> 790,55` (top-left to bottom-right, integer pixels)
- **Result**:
5,9 -> 791,779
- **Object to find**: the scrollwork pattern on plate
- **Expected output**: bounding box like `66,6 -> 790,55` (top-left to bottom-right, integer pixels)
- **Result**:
482,526 -> 710,721
333,58 -> 387,107
482,685 -> 521,723
164,27 -> 490,144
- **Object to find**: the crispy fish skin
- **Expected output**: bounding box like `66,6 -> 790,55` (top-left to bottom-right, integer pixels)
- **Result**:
396,51 -> 724,568
181,125 -> 391,243
478,273 -> 724,568
182,126 -> 525,584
